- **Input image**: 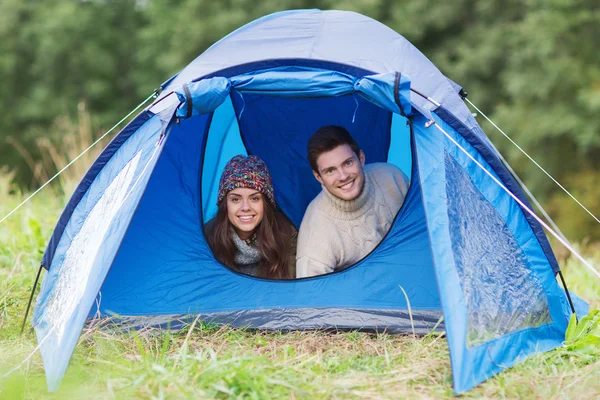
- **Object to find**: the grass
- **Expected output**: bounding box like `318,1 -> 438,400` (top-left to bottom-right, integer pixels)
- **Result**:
0,139 -> 599,398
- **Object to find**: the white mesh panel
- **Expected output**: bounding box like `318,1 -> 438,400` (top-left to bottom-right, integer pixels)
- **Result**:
43,152 -> 141,344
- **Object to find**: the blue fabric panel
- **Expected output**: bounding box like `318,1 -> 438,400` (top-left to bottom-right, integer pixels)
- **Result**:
158,10 -> 477,134
230,93 -> 392,227
571,292 -> 589,318
41,112 -> 151,269
201,97 -> 246,221
97,115 -> 440,319
191,59 -> 376,86
446,77 -> 462,94
230,66 -> 355,97
174,68 -> 413,126
387,114 -> 412,178
175,77 -> 230,118
414,113 -> 570,393
355,72 -> 411,116
435,106 -> 560,274
231,68 -> 413,115
89,114 -> 211,317
32,115 -> 166,391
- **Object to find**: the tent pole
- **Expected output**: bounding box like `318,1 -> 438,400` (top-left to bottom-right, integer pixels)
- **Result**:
20,263 -> 44,335
557,270 -> 578,322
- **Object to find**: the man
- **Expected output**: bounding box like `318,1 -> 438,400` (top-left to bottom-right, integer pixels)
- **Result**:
296,125 -> 409,278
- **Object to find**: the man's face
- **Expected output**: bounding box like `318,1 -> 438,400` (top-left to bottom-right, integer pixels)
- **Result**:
313,144 -> 366,201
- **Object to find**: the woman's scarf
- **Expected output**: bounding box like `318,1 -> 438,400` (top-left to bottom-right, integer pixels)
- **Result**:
231,228 -> 261,275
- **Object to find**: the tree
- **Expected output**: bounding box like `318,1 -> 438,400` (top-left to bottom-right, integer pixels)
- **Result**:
0,0 -> 598,239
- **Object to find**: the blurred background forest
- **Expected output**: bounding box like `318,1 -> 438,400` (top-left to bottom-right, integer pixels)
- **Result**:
0,0 -> 599,241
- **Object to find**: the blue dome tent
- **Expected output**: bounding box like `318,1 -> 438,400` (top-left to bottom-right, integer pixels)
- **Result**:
31,9 -> 587,394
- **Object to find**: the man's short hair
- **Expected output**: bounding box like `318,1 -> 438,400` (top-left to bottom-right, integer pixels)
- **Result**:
307,126 -> 361,173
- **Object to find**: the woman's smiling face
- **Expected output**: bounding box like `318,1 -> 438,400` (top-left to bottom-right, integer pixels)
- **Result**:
226,187 -> 265,240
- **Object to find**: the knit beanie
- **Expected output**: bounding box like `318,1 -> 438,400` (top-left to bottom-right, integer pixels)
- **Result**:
217,155 -> 276,207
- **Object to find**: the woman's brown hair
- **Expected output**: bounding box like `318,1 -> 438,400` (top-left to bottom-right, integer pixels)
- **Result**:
206,194 -> 294,279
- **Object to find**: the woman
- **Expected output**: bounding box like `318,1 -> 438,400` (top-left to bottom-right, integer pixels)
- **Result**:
204,155 -> 296,279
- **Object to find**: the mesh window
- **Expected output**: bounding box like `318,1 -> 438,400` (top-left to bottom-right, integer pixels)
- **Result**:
445,152 -> 552,348
40,151 -> 142,344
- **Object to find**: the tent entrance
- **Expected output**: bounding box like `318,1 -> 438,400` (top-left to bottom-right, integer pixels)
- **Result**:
94,75 -> 441,317
202,89 -> 413,228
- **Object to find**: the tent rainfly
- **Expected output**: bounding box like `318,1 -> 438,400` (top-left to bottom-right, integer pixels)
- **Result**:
31,9 -> 588,394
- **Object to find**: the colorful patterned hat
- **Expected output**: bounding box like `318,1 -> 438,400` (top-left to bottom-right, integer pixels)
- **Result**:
217,155 -> 276,207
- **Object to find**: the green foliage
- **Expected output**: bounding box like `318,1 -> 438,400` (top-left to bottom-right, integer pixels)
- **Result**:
0,5 -> 600,398
0,0 -> 145,184
565,310 -> 600,355
0,181 -> 599,398
0,0 -> 599,238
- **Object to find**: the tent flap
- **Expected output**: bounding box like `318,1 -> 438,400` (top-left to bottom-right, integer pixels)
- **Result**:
174,67 -> 412,120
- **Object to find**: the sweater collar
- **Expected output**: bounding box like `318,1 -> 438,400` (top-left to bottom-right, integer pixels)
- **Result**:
321,171 -> 374,217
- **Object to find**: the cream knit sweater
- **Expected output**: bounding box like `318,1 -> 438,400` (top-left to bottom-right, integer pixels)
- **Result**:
296,163 -> 409,278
